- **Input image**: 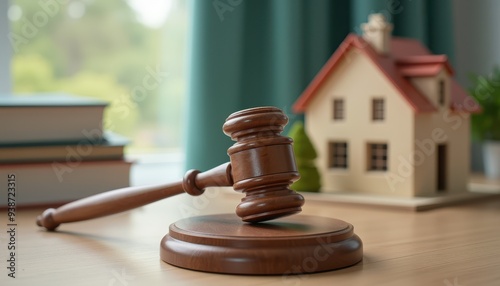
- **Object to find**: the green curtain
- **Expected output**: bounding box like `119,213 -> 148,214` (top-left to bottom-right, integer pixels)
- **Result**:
185,0 -> 454,171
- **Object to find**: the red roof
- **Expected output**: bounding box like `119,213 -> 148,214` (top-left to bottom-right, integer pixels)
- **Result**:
398,64 -> 446,77
293,34 -> 480,114
397,55 -> 454,77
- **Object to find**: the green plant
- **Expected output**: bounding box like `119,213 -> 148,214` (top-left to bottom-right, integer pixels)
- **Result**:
288,121 -> 321,192
469,67 -> 500,141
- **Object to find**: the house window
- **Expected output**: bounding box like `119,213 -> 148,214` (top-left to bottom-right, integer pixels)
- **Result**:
438,80 -> 445,106
333,99 -> 344,120
372,98 -> 384,121
368,143 -> 388,171
329,141 -> 348,169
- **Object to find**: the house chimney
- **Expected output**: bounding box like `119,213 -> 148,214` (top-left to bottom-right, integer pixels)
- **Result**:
362,14 -> 393,55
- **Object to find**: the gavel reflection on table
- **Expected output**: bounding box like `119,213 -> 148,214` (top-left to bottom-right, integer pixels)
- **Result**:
36,106 -> 362,275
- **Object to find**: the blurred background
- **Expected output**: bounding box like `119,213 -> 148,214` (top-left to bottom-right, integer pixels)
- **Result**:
0,0 -> 498,175
3,0 -> 188,155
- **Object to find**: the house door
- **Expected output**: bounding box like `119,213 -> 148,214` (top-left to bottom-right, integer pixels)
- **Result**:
437,144 -> 447,192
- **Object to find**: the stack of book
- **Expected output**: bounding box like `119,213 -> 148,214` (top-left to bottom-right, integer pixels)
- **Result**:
0,94 -> 132,207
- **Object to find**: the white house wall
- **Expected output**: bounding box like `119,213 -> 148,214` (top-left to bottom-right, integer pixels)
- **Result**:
304,48 -> 415,197
412,70 -> 470,195
410,72 -> 443,107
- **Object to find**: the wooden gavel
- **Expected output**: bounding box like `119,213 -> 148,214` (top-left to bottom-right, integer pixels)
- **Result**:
37,107 -> 305,231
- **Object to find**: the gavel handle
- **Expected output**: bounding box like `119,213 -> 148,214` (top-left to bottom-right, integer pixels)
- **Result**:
36,162 -> 233,231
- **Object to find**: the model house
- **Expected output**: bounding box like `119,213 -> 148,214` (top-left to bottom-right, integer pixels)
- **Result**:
293,14 -> 480,197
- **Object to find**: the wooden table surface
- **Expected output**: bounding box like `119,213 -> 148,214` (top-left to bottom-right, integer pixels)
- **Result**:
1,188 -> 499,286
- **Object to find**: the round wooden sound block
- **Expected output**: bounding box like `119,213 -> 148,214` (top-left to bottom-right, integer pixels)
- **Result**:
160,214 -> 362,275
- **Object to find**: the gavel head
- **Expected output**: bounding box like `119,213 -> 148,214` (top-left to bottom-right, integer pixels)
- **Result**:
223,106 -> 305,223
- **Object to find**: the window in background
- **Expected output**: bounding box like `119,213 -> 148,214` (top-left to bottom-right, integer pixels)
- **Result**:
0,1 -> 9,92
438,80 -> 445,106
328,141 -> 348,169
372,98 -> 384,121
332,98 -> 344,120
8,0 -> 188,156
367,143 -> 388,171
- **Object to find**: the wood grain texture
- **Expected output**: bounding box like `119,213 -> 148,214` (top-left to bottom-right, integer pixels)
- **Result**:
36,162 -> 232,230
3,189 -> 500,285
36,106 -> 306,229
160,214 -> 362,274
223,107 -> 304,222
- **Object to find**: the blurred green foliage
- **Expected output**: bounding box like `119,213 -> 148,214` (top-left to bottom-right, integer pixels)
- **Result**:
288,121 -> 321,193
469,67 -> 500,141
10,0 -> 188,152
